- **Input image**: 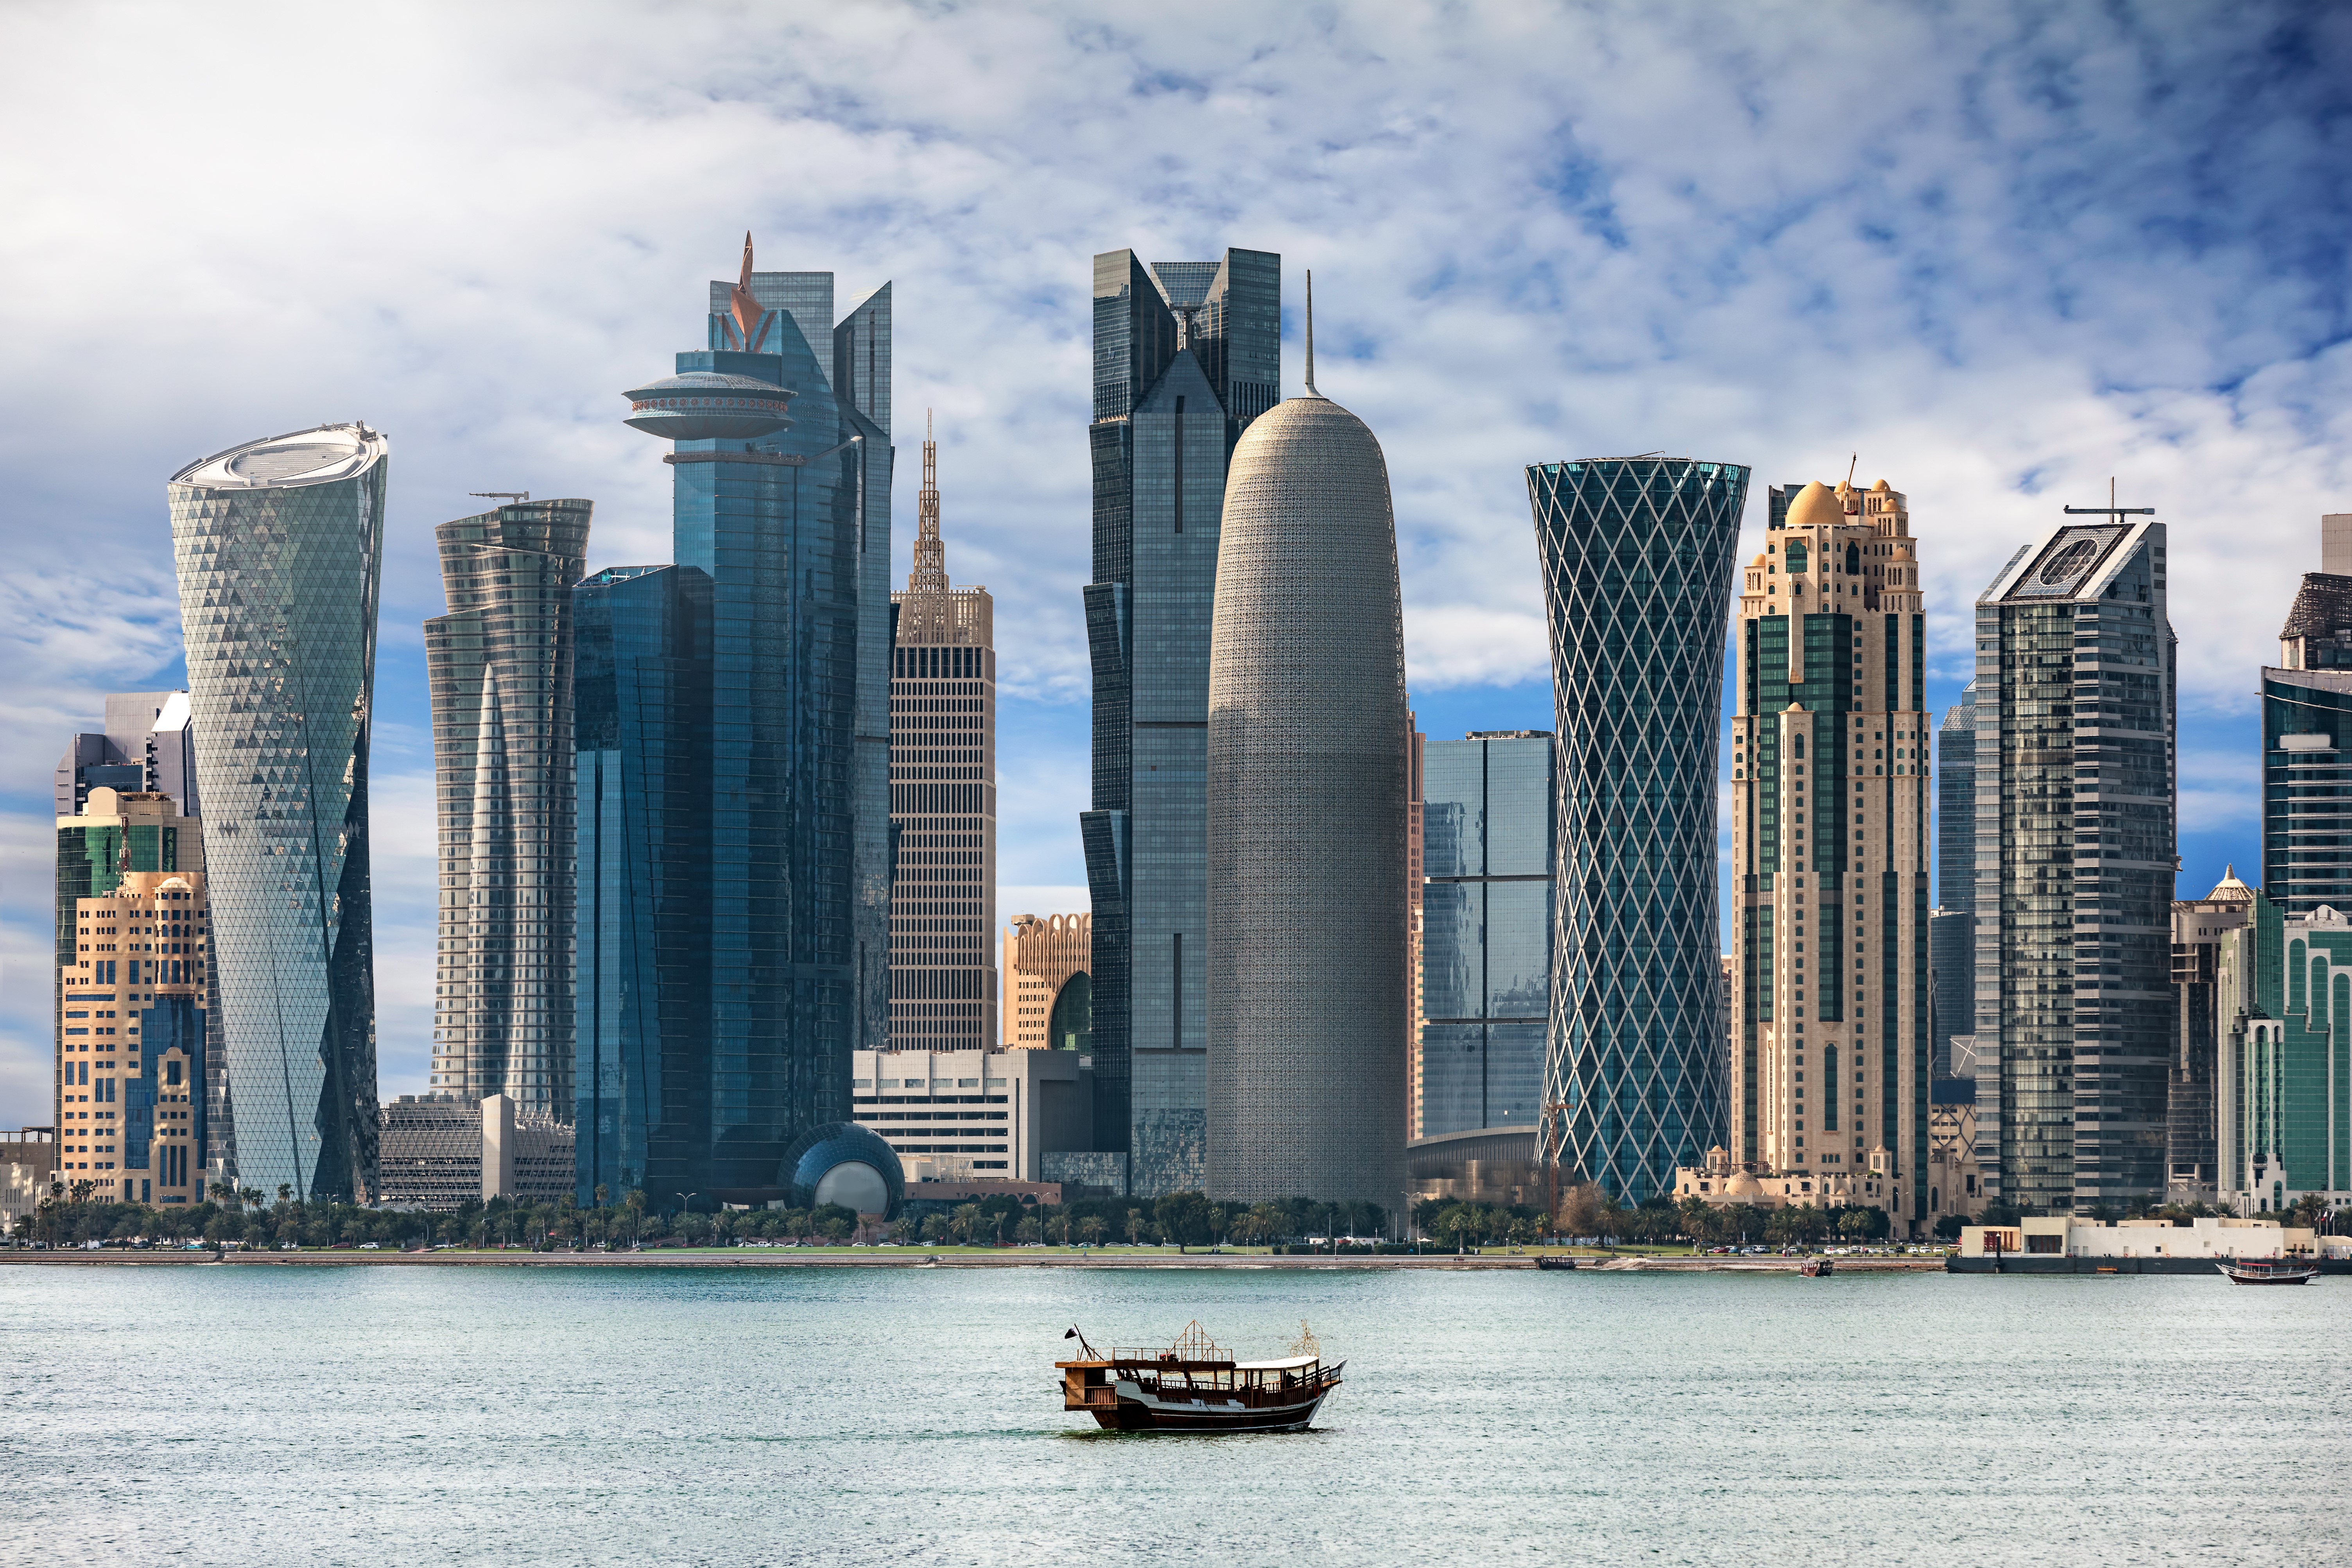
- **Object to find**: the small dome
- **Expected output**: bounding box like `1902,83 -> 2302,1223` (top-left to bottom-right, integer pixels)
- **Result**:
1784,481 -> 1841,530
1870,478 -> 1891,492
2208,864 -> 2256,903
1726,1171 -> 1764,1198
1750,552 -> 1767,567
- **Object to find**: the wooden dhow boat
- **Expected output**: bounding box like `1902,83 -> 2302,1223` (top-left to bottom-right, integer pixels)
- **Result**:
2218,1256 -> 2319,1285
1058,1321 -> 1342,1432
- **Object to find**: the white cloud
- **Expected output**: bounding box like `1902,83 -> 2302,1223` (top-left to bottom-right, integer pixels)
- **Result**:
1,2 -> 2343,1122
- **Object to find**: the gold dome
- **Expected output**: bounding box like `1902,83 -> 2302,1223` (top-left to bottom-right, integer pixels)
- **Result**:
1784,481 -> 1842,530
1726,1170 -> 1764,1199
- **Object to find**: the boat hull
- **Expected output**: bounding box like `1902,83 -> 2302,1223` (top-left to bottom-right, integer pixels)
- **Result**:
1085,1378 -> 1338,1432
2218,1262 -> 2318,1285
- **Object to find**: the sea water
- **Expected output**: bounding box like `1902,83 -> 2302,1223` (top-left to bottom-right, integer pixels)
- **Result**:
3,1263 -> 2347,1565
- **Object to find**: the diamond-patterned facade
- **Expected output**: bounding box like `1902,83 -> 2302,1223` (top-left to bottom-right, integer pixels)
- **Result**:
1529,458 -> 1748,1202
168,424 -> 386,1201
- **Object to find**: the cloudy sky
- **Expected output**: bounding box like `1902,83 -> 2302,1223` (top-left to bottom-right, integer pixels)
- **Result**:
2,1 -> 2347,1128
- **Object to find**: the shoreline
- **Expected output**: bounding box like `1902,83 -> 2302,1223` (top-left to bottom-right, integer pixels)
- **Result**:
0,1250 -> 1950,1272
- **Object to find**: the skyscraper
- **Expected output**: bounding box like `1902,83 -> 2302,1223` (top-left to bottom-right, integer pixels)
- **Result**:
427,499 -> 592,1119
2170,867 -> 2252,1204
572,563 -> 712,1205
890,416 -> 996,1049
1083,245 -> 1280,1196
1930,679 -> 1978,1079
1529,456 -> 1747,1203
168,423 -> 385,1202
54,788 -> 211,1206
1723,478 -> 1931,1229
2262,518 -> 2352,916
1004,913 -> 1092,1051
1206,295 -> 1408,1207
1975,507 -> 2174,1213
590,238 -> 892,1206
1419,731 -> 1555,1139
55,691 -> 199,820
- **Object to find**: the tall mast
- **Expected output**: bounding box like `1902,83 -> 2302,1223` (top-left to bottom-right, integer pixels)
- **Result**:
910,407 -> 947,592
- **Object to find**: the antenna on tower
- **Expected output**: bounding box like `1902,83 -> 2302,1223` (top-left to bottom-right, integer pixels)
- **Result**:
469,492 -> 530,504
1304,269 -> 1318,396
910,408 -> 947,593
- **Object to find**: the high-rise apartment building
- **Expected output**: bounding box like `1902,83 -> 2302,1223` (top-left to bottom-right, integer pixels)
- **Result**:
1206,310 -> 1409,1208
890,417 -> 996,1049
1419,731 -> 1554,1140
582,239 -> 892,1208
1975,507 -> 2174,1213
54,788 -> 210,1205
1930,679 -> 1978,1079
55,692 -> 199,819
426,499 -> 592,1118
1720,478 -> 1931,1229
168,423 -> 385,1202
1406,719 -> 1426,1138
1083,245 -> 1281,1197
2215,887 -> 2352,1214
2262,518 -> 2352,916
1531,457 -> 1746,1203
1004,913 -> 1091,1051
2170,867 -> 2253,1204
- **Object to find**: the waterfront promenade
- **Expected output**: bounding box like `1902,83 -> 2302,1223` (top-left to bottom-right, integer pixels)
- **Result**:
0,1247 -> 1947,1272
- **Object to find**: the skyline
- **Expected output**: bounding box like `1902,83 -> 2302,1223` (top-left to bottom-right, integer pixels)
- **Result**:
5,5 -> 2350,1129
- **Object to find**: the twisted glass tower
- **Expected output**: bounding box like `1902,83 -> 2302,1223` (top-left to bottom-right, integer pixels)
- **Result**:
1528,457 -> 1748,1202
425,499 -> 592,1118
168,423 -> 386,1201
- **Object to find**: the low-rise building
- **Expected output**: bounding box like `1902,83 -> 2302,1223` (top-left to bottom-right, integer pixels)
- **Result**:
2,1130 -> 57,1231
379,1093 -> 574,1211
1958,1214 -> 2318,1265
852,1047 -> 1091,1182
1673,1144 -> 1905,1214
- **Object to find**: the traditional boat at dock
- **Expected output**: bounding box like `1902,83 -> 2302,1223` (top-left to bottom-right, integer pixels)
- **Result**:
1058,1321 -> 1342,1432
2218,1257 -> 2319,1285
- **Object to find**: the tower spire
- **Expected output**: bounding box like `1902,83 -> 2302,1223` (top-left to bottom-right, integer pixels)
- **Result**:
1304,269 -> 1319,397
729,231 -> 764,347
910,408 -> 948,593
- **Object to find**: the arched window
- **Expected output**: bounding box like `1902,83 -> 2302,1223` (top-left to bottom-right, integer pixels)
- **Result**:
1784,542 -> 1809,573
1845,543 -> 1860,576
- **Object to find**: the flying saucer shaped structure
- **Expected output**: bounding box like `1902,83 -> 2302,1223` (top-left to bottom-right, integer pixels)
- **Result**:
623,370 -> 795,441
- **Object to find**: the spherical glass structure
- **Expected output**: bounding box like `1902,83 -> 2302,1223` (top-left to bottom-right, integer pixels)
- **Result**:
778,1122 -> 905,1218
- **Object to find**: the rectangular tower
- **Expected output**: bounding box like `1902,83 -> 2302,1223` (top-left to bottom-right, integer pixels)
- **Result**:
2262,525 -> 2352,916
1080,245 -> 1279,1196
890,419 -> 997,1049
1975,509 -> 2175,1213
1418,731 -> 1554,1138
55,787 -> 210,1206
426,499 -> 591,1119
1929,680 -> 1978,1079
1728,477 -> 1932,1231
1004,913 -> 1092,1050
2170,870 -> 2251,1203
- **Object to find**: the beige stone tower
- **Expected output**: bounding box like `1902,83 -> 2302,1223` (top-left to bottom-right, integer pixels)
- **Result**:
890,414 -> 997,1048
1723,476 -> 1932,1233
1003,912 -> 1091,1050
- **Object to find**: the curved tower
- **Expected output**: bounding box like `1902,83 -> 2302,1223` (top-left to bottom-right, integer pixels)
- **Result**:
1207,292 -> 1408,1207
169,423 -> 387,1201
1528,456 -> 1748,1203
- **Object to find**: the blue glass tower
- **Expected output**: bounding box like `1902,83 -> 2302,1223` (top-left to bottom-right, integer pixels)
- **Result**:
1529,458 -> 1748,1202
584,240 -> 892,1207
1420,732 -> 1555,1138
1083,246 -> 1280,1197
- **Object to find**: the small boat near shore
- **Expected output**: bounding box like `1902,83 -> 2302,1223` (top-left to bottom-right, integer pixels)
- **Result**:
2218,1257 -> 2319,1285
1535,1255 -> 1578,1271
1801,1256 -> 1833,1278
1058,1321 -> 1341,1432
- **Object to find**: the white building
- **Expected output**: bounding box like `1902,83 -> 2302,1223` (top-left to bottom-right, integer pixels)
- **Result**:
852,1048 -> 1090,1182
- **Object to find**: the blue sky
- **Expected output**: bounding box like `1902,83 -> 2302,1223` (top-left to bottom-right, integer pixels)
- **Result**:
1,1 -> 2347,1128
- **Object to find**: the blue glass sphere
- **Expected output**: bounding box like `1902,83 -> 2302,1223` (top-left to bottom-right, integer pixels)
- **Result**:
778,1122 -> 905,1219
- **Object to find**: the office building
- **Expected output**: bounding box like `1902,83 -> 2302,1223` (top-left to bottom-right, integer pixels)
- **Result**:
1531,456 -> 1747,1204
1975,507 -> 2174,1213
2214,886 -> 2352,1216
1083,245 -> 1281,1196
851,1047 -> 1092,1182
55,691 -> 199,819
1406,719 -> 1426,1138
168,423 -> 385,1202
1417,731 -> 1554,1140
573,563 -> 712,1205
1206,299 -> 1409,1209
891,417 -> 997,1048
583,238 -> 891,1208
2262,522 -> 2352,916
426,499 -> 592,1118
1930,679 -> 1978,1079
1715,477 -> 1932,1231
2169,869 -> 2253,1204
379,1092 -> 574,1210
1004,913 -> 1091,1051
2,1131 -> 57,1230
55,788 -> 210,1205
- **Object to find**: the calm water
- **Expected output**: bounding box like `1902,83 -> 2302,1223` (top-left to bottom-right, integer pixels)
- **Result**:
4,1262 -> 2348,1565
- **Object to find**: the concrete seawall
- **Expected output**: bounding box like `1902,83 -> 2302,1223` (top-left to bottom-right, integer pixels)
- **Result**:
0,1250 -> 1950,1272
